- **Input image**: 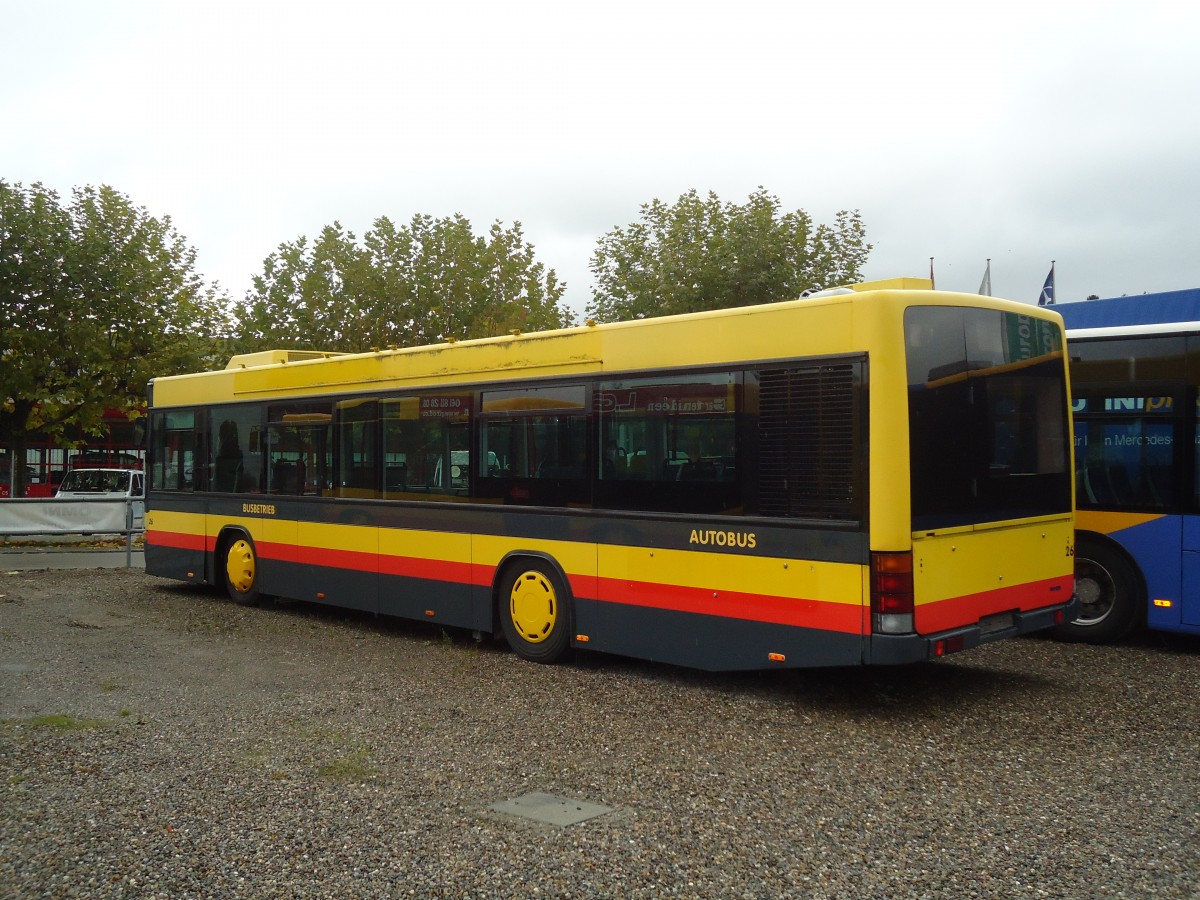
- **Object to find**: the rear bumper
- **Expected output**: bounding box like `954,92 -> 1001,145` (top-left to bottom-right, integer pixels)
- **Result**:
864,595 -> 1081,665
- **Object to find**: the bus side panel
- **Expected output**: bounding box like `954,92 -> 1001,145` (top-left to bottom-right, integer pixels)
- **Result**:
591,543 -> 865,669
378,528 -> 479,629
287,520 -> 378,613
1109,514 -> 1182,632
1181,517 -> 1200,630
912,518 -> 1075,633
588,602 -> 864,671
1079,511 -> 1188,633
144,506 -> 208,584
1178,561 -> 1200,631
258,514 -> 300,601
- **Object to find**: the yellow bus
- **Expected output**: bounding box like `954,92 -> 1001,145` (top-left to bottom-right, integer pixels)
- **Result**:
144,280 -> 1078,670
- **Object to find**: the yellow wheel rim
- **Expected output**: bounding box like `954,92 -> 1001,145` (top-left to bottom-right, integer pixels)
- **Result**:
226,539 -> 256,594
509,570 -> 557,643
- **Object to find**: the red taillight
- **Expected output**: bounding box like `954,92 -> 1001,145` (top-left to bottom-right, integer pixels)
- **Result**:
871,551 -> 914,634
871,551 -> 913,612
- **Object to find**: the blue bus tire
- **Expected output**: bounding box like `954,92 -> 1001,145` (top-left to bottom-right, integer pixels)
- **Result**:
1052,534 -> 1142,643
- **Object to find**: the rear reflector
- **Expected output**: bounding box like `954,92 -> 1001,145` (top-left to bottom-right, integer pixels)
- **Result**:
934,635 -> 966,657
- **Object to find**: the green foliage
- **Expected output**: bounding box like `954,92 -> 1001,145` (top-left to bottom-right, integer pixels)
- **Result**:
586,187 -> 872,322
235,214 -> 571,353
1,181 -> 231,490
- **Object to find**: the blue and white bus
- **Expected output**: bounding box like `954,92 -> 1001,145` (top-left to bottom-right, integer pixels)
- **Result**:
1056,290 -> 1200,641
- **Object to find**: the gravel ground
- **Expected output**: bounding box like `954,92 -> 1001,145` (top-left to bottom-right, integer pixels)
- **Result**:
1,567 -> 1198,899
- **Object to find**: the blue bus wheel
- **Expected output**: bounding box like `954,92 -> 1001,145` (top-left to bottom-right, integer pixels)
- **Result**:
501,564 -> 571,664
1053,536 -> 1141,643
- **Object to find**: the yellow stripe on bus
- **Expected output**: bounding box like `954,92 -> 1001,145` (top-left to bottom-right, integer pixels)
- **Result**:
1075,510 -> 1163,536
598,544 -> 863,606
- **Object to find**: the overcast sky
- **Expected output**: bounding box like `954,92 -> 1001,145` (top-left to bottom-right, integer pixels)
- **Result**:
4,0 -> 1197,316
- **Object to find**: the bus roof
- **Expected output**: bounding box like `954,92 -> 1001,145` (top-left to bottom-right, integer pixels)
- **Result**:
150,287 -> 1061,408
226,349 -> 348,369
1054,287 -> 1200,331
1067,320 -> 1200,340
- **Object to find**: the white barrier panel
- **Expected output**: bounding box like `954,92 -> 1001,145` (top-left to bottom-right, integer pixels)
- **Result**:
0,498 -> 143,535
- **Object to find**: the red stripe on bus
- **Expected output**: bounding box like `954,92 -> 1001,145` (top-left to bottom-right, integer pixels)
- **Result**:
380,554 -> 475,585
916,574 -> 1075,634
255,541 -> 478,585
146,530 -> 207,552
595,576 -> 863,633
256,541 -> 311,566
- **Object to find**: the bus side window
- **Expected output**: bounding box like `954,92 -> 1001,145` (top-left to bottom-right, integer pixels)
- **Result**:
381,393 -> 472,500
475,385 -> 589,507
596,372 -> 741,513
214,421 -> 243,491
149,410 -> 199,493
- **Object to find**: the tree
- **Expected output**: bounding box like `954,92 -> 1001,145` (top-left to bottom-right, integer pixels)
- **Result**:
586,187 -> 872,322
235,214 -> 571,354
1,181 -> 230,496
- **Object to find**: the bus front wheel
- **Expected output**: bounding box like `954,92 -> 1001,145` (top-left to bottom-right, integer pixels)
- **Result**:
500,563 -> 572,664
223,536 -> 262,607
1053,536 -> 1141,643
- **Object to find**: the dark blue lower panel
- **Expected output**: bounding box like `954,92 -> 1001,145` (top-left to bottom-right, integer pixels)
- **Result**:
145,544 -> 207,585
579,601 -> 864,671
378,575 -> 492,632
261,560 -> 378,614
147,544 -> 864,670
252,551 -> 865,669
254,558 -> 494,629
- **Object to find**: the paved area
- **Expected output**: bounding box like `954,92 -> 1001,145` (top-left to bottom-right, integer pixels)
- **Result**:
0,546 -> 143,571
2,568 -> 1198,898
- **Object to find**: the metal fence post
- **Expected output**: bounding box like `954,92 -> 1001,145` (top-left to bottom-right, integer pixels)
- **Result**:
125,499 -> 133,569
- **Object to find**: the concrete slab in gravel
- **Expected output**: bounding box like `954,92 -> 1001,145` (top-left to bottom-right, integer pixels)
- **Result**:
490,792 -> 613,826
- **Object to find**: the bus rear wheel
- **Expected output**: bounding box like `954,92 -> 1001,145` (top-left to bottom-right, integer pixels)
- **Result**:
1052,536 -> 1141,643
223,536 -> 262,607
500,563 -> 572,664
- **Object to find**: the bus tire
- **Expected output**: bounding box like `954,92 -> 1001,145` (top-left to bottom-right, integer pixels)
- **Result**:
222,534 -> 262,607
499,562 -> 572,664
1052,535 -> 1142,643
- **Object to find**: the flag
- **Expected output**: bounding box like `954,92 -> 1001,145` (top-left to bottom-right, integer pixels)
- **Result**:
978,259 -> 992,296
1038,261 -> 1056,306
929,257 -> 936,290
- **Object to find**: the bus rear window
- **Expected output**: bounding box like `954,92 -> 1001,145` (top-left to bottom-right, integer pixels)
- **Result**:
905,307 -> 1071,530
